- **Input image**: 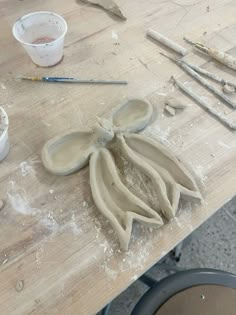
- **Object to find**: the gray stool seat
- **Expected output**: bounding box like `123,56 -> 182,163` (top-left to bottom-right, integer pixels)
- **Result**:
131,269 -> 236,315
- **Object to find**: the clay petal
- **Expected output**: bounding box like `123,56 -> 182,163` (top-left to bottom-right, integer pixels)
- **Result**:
42,129 -> 96,175
112,99 -> 153,133
116,134 -> 174,219
89,148 -> 163,250
117,134 -> 202,218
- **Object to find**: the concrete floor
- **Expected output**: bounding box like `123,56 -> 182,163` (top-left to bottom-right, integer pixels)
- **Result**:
104,196 -> 236,315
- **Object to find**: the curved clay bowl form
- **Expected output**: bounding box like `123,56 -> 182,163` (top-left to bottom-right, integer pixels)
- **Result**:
111,99 -> 153,133
41,130 -> 95,175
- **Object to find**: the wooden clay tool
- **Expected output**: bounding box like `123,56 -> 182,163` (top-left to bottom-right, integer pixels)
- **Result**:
161,52 -> 236,109
177,59 -> 236,90
147,29 -> 188,56
171,76 -> 236,131
184,37 -> 236,71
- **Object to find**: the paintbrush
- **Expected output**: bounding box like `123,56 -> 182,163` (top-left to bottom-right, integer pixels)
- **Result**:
19,76 -> 128,85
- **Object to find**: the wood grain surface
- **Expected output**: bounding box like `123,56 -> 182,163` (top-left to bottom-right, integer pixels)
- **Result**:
0,0 -> 236,314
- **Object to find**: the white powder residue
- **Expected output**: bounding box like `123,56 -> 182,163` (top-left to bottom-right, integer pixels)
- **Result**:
7,181 -> 38,215
111,30 -> 119,41
131,274 -> 138,281
187,163 -> 207,187
218,140 -> 231,149
1,83 -> 6,90
82,201 -> 88,207
42,120 -> 51,127
36,246 -> 44,267
174,216 -> 183,228
40,211 -> 60,232
19,161 -> 36,177
103,265 -> 118,280
120,239 -> 154,272
70,213 -> 81,236
143,125 -> 170,145
194,165 -> 208,186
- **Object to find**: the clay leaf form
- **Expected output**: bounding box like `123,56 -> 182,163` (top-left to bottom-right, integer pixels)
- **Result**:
111,98 -> 153,133
82,0 -> 127,20
116,134 -> 202,220
90,148 -> 163,250
41,119 -> 114,175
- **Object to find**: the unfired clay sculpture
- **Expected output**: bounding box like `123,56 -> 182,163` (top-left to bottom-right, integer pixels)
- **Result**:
82,0 -> 126,20
42,99 -> 202,250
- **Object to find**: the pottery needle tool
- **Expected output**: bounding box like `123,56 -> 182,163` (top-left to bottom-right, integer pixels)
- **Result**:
160,52 -> 236,109
184,37 -> 236,70
171,76 -> 236,131
19,76 -> 128,85
177,59 -> 236,91
147,29 -> 188,56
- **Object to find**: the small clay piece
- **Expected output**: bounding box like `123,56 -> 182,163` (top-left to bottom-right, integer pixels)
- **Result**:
82,0 -> 127,20
223,84 -> 235,95
165,105 -> 176,116
15,280 -> 24,292
165,96 -> 187,110
0,200 -> 4,211
90,148 -> 163,250
147,29 -> 188,56
42,98 -> 202,250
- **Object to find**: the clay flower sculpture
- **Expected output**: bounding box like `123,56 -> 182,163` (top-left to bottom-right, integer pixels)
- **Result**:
42,99 -> 202,250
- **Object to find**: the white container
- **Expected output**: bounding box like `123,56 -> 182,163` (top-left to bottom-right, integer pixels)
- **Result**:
0,107 -> 9,161
12,11 -> 68,67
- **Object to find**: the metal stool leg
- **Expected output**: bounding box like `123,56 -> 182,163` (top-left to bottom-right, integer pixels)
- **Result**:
97,303 -> 111,315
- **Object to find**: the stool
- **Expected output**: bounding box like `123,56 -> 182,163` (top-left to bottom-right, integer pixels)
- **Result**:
131,268 -> 236,315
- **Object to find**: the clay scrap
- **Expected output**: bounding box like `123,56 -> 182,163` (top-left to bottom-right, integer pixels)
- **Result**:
42,99 -> 202,250
223,84 -> 235,95
165,105 -> 176,116
165,96 -> 187,110
164,96 -> 187,116
82,0 -> 127,20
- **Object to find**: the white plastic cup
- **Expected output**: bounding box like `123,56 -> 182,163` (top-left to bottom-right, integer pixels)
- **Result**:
0,107 -> 9,161
12,11 -> 68,67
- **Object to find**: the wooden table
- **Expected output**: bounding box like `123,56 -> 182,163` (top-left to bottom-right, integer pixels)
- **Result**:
0,0 -> 236,314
